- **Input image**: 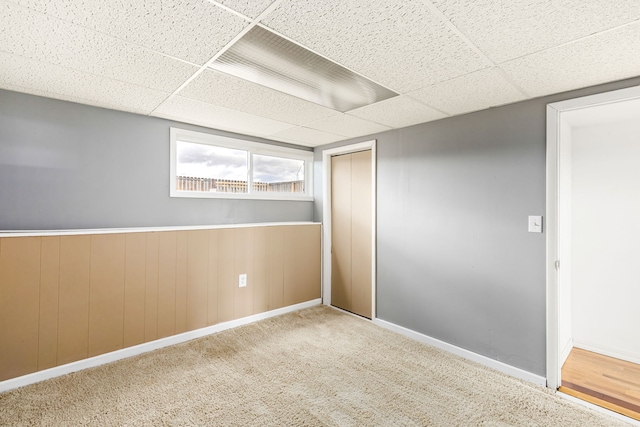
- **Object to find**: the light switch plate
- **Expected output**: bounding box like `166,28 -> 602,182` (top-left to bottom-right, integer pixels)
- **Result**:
239,273 -> 247,288
528,216 -> 543,233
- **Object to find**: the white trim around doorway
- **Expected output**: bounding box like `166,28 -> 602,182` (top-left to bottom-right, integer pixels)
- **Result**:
546,84 -> 640,390
322,140 -> 377,320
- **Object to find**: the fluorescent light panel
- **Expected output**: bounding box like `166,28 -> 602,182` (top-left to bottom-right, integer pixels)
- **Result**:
210,26 -> 398,112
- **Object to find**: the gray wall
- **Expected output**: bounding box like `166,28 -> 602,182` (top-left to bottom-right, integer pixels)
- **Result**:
314,76 -> 640,377
0,89 -> 312,230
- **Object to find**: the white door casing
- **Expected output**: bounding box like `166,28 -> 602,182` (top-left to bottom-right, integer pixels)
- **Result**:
546,84 -> 640,389
322,141 -> 377,320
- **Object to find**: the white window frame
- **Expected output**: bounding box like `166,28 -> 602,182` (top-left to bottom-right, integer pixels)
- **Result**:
170,127 -> 313,201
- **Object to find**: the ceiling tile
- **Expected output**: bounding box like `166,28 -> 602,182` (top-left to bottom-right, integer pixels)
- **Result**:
0,51 -> 169,114
306,114 -> 391,138
153,96 -> 296,137
347,96 -> 447,128
499,22 -> 640,98
262,0 -> 489,93
270,127 -> 345,147
432,0 -> 640,64
8,0 -> 248,65
407,68 -> 527,116
178,69 -> 339,125
216,0 -> 275,19
0,2 -> 199,92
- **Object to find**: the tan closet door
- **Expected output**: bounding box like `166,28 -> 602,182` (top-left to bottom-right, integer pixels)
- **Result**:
331,154 -> 352,312
331,150 -> 372,319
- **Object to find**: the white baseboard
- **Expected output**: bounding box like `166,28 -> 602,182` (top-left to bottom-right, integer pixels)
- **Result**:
373,318 -> 546,387
0,299 -> 321,393
560,338 -> 573,367
558,391 -> 640,426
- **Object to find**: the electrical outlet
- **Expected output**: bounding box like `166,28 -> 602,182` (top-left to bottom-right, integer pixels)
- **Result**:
238,273 -> 247,288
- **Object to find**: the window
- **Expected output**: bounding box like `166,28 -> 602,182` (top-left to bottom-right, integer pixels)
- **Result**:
170,128 -> 313,200
252,154 -> 305,194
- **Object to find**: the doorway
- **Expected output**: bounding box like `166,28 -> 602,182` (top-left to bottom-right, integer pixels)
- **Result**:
546,85 -> 640,420
322,141 -> 376,320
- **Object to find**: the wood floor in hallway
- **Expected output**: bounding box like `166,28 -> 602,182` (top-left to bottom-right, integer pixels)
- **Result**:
560,347 -> 640,421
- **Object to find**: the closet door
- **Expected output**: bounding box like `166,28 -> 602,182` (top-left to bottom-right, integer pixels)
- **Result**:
331,150 -> 372,319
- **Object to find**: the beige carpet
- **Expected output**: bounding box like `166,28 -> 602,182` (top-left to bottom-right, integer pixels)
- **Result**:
0,306 -> 630,426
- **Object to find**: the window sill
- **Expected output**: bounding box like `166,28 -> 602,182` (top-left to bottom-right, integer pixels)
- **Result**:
169,190 -> 314,202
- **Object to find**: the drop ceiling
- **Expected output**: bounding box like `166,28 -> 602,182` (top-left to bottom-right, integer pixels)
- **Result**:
1,0 -> 639,148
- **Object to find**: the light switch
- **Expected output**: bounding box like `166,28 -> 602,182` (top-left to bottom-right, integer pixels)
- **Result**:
528,216 -> 543,233
239,273 -> 247,288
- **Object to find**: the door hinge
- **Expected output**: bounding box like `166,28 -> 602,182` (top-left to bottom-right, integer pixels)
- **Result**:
555,260 -> 560,270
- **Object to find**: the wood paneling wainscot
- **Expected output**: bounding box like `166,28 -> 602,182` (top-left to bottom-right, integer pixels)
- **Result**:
0,223 -> 320,382
0,237 -> 41,380
123,233 -> 146,348
58,235 -> 91,366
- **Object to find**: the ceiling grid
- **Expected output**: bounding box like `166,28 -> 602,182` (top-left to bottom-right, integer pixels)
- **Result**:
1,0 -> 639,147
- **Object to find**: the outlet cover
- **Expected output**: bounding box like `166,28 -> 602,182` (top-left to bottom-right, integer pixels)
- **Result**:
239,273 -> 247,288
528,216 -> 543,233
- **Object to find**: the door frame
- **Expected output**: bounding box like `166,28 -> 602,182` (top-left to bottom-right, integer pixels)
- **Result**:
546,84 -> 640,390
322,140 -> 377,319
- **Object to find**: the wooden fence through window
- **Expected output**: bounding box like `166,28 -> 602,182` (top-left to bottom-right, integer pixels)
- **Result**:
176,177 -> 304,194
